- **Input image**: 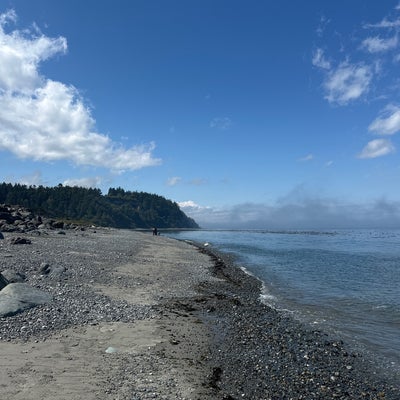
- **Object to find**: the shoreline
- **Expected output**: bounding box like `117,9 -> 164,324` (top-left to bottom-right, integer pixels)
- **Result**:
0,228 -> 399,399
195,244 -> 400,399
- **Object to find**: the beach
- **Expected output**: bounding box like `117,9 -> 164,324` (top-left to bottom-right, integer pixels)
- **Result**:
0,228 -> 399,399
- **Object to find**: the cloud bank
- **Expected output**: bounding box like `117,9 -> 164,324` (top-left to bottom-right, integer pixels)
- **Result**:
0,10 -> 161,172
180,195 -> 400,230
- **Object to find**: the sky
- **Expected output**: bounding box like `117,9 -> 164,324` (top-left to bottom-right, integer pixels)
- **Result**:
1,1 -> 400,229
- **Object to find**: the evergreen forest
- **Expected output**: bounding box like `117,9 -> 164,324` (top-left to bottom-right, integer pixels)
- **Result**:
0,182 -> 199,229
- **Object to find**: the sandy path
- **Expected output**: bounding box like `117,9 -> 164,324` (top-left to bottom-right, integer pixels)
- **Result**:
0,231 -> 218,400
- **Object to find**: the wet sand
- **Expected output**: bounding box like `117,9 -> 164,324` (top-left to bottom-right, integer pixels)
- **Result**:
0,228 -> 398,399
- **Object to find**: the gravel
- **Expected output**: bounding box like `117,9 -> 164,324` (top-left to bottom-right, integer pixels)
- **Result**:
0,228 -> 154,341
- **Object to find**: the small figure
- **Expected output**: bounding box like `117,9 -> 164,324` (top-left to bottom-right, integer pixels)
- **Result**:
152,227 -> 158,236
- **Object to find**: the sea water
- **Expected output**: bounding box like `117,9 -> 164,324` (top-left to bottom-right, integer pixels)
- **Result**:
165,229 -> 400,371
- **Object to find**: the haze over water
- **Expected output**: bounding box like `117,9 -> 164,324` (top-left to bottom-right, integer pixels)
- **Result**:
166,229 -> 400,372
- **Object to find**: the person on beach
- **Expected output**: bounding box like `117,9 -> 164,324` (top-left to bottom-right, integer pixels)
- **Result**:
152,227 -> 158,236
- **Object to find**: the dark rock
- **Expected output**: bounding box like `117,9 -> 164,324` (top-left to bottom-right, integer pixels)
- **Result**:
0,231 -> 4,239
51,221 -> 65,229
1,269 -> 26,283
10,237 -> 31,245
0,274 -> 8,290
39,263 -> 66,278
0,212 -> 15,224
39,262 -> 51,275
0,283 -> 52,317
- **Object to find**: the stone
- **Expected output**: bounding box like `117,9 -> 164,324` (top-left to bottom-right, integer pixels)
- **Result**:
0,231 -> 4,239
10,237 -> 31,245
1,269 -> 26,283
0,283 -> 52,317
0,274 -> 8,290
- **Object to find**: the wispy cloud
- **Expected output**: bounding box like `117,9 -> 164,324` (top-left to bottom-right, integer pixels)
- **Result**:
166,176 -> 181,186
312,48 -> 331,69
63,176 -> 105,188
189,178 -> 207,186
0,10 -> 161,172
361,35 -> 398,53
357,138 -> 395,159
210,117 -> 233,130
368,105 -> 400,135
313,4 -> 400,159
364,17 -> 400,30
298,154 -> 314,162
323,62 -> 372,105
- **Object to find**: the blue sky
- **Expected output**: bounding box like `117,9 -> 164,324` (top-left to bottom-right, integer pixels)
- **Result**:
1,1 -> 400,229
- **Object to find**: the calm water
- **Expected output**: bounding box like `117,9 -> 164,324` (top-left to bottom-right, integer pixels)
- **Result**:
166,229 -> 400,370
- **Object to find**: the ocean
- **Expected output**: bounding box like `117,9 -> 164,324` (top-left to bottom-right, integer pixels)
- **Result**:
165,229 -> 400,373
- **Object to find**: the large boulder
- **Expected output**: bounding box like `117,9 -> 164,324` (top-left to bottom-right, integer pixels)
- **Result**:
0,283 -> 52,317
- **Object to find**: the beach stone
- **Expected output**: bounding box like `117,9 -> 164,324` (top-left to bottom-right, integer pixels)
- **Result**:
105,346 -> 118,354
0,274 -> 8,290
0,231 -> 4,239
10,237 -> 31,245
39,263 -> 66,278
1,269 -> 26,283
0,283 -> 52,317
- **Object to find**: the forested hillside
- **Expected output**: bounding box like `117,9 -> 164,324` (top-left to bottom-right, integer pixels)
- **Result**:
0,183 -> 199,229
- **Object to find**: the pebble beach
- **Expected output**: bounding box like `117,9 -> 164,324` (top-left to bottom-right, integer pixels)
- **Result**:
0,227 -> 399,399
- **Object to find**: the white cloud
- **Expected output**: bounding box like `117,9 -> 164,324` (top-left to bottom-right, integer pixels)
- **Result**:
178,200 -> 206,210
361,36 -> 398,53
358,138 -> 395,159
368,105 -> 400,135
312,48 -> 331,69
63,176 -> 104,188
210,117 -> 232,130
365,18 -> 400,29
324,62 -> 372,105
0,10 -> 161,172
167,176 -> 181,186
299,154 -> 314,162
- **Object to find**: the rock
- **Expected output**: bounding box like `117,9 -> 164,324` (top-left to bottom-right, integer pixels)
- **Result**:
0,211 -> 15,224
0,283 -> 52,317
39,262 -> 51,275
39,263 -> 66,278
0,274 -> 8,290
0,231 -> 4,239
105,346 -> 118,354
10,237 -> 31,245
1,269 -> 26,283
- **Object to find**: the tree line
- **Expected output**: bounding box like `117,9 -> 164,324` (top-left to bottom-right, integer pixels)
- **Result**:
0,182 -> 199,229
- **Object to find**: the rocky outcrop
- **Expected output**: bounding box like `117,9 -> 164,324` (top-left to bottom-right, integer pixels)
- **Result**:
0,283 -> 52,317
0,204 -> 88,235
